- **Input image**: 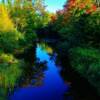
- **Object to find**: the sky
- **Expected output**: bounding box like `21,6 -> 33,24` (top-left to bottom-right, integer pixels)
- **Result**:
45,0 -> 66,13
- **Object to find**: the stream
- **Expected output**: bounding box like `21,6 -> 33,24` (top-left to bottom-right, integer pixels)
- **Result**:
6,42 -> 99,100
9,43 -> 71,100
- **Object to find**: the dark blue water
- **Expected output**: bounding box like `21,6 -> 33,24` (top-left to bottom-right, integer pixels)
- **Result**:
10,44 -> 70,100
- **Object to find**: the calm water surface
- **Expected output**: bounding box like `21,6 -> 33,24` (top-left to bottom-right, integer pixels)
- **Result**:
9,43 -> 71,100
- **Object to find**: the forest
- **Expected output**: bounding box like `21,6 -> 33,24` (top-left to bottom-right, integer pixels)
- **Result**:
0,0 -> 100,100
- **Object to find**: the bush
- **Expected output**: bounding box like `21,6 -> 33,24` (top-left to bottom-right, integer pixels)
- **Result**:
0,4 -> 14,32
10,6 -> 40,32
0,53 -> 23,87
0,4 -> 24,52
0,30 -> 24,52
24,31 -> 37,44
69,47 -> 100,94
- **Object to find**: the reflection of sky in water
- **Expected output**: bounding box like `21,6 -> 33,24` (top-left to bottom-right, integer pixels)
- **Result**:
10,44 -> 69,100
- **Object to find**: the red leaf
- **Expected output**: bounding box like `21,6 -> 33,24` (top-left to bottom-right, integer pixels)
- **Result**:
92,5 -> 97,11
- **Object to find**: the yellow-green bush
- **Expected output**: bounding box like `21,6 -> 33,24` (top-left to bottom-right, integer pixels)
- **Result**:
0,53 -> 22,87
0,4 -> 14,32
0,5 -> 24,52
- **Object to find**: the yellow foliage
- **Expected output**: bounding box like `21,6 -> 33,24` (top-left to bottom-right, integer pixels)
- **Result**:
38,43 -> 53,54
0,4 -> 14,32
46,47 -> 53,54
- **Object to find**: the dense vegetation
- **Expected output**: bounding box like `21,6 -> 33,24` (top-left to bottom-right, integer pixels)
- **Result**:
0,1 -> 50,99
0,0 -> 100,99
47,0 -> 100,95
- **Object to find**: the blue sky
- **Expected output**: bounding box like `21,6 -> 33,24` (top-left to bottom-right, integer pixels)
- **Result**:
45,0 -> 66,13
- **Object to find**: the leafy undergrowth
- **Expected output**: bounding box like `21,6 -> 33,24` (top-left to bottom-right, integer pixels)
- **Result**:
69,47 -> 100,95
0,52 -> 23,88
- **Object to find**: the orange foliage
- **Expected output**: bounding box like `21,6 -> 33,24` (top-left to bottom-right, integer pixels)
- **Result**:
51,15 -> 57,22
86,9 -> 92,14
92,5 -> 97,11
64,0 -> 97,15
79,3 -> 86,9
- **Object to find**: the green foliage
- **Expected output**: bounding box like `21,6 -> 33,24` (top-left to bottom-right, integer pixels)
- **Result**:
69,47 -> 100,93
10,5 -> 50,44
0,4 -> 24,52
10,7 -> 36,33
49,0 -> 100,94
0,53 -> 23,87
81,12 -> 100,46
10,6 -> 50,32
0,30 -> 24,52
71,11 -> 100,47
24,31 -> 37,44
0,1 -> 51,99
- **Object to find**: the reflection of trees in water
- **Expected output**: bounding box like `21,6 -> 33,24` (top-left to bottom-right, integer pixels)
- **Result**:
38,42 -> 53,54
0,85 -> 16,100
19,43 -> 48,87
32,59 -> 47,86
0,43 -> 48,99
19,45 -> 37,87
20,59 -> 47,87
24,44 -> 37,64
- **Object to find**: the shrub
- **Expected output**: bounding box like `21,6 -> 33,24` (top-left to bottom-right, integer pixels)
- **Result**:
0,30 -> 24,52
69,47 -> 100,93
0,53 -> 23,87
0,4 -> 24,52
0,4 -> 14,32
